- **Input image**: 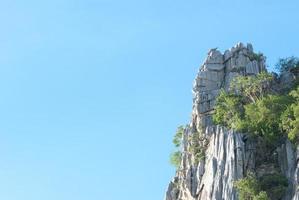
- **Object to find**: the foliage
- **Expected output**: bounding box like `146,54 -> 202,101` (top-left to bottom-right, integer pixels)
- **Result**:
259,173 -> 288,200
275,56 -> 299,73
213,71 -> 299,145
234,173 -> 264,200
170,151 -> 182,168
170,126 -> 207,168
280,86 -> 299,143
290,85 -> 299,99
253,191 -> 269,200
212,90 -> 244,130
243,95 -> 292,144
235,172 -> 287,200
231,72 -> 273,103
173,125 -> 184,148
170,126 -> 185,168
189,131 -> 205,164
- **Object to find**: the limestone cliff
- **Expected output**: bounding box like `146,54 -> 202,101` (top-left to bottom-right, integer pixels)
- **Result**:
165,43 -> 299,200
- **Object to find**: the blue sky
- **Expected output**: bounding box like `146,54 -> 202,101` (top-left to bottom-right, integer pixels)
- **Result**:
0,0 -> 298,200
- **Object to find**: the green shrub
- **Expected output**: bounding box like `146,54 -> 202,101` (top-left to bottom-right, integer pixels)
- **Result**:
235,173 -> 287,200
173,125 -> 184,148
231,72 -> 273,103
280,86 -> 299,143
259,173 -> 288,200
243,95 -> 292,144
212,90 -> 244,130
170,151 -> 182,168
213,71 -> 298,145
189,131 -> 205,164
213,91 -> 291,145
234,173 -> 262,200
253,191 -> 269,200
170,126 -> 185,168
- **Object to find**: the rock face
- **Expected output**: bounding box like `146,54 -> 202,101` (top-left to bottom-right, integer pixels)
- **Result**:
165,43 -> 299,200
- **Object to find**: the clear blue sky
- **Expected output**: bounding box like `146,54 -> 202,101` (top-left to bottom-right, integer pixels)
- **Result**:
0,0 -> 298,200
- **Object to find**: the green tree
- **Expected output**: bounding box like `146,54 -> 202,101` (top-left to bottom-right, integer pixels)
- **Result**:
235,173 -> 287,200
259,173 -> 288,200
280,86 -> 299,143
172,125 -> 184,147
234,173 -> 261,200
253,191 -> 269,200
212,90 -> 244,130
275,56 -> 299,72
170,126 -> 185,168
213,72 -> 296,145
170,151 -> 182,168
188,131 -> 205,164
243,95 -> 292,144
231,72 -> 273,103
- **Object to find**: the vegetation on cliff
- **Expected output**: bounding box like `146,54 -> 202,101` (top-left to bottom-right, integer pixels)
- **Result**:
280,86 -> 299,142
213,57 -> 299,200
188,130 -> 206,164
170,126 -> 184,168
213,60 -> 299,145
234,173 -> 288,200
170,125 -> 206,168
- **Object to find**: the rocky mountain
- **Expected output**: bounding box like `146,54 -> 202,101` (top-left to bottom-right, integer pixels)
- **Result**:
165,43 -> 299,200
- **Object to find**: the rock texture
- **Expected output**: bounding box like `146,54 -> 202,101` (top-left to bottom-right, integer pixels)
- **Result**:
165,43 -> 299,200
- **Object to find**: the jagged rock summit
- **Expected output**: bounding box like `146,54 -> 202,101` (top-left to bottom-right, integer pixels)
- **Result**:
165,43 -> 299,200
